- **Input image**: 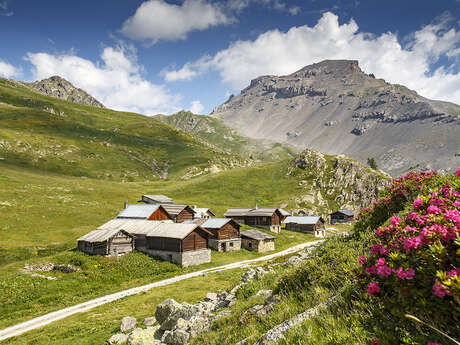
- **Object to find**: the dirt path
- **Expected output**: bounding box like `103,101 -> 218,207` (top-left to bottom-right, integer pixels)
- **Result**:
0,240 -> 323,341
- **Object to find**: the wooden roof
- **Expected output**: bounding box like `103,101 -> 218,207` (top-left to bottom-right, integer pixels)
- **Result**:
116,204 -> 165,219
98,219 -> 172,235
241,229 -> 275,241
146,223 -> 211,240
78,229 -> 131,243
160,204 -> 195,217
282,216 -> 324,225
224,207 -> 286,217
142,195 -> 173,203
330,209 -> 355,217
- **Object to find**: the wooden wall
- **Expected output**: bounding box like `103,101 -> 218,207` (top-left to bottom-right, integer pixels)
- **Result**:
148,207 -> 171,221
216,222 -> 240,240
147,237 -> 182,252
108,234 -> 133,255
176,208 -> 194,223
182,229 -> 208,251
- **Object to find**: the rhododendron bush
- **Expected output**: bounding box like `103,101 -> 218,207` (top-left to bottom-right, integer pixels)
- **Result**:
354,169 -> 460,343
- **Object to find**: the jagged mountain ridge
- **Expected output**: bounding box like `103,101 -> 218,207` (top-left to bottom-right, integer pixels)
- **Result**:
26,76 -> 105,108
211,60 -> 460,176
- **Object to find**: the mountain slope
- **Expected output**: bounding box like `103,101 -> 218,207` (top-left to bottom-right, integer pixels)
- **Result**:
26,76 -> 104,108
156,111 -> 298,161
0,78 -> 247,180
211,60 -> 460,176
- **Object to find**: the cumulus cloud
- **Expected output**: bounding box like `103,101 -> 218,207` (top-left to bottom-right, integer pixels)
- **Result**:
190,100 -> 204,113
26,45 -> 180,115
0,0 -> 13,16
163,63 -> 199,82
0,59 -> 20,78
121,0 -> 232,44
226,0 -> 300,15
165,12 -> 460,104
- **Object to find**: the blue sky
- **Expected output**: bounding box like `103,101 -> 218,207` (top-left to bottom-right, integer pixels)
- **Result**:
0,0 -> 459,115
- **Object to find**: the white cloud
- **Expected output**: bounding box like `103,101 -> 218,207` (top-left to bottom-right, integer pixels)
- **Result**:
0,0 -> 13,16
0,59 -> 19,78
190,100 -> 204,114
226,0 -> 300,15
163,63 -> 199,82
288,6 -> 301,15
121,0 -> 232,44
26,45 -> 181,115
165,12 -> 460,104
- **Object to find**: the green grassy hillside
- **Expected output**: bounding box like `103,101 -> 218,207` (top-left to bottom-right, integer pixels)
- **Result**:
156,111 -> 297,161
0,78 -> 246,181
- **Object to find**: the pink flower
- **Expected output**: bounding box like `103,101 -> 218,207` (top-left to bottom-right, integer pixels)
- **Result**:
371,244 -> 382,254
427,343 -> 442,345
365,266 -> 377,275
372,339 -> 380,345
391,216 -> 401,226
376,265 -> 392,277
454,201 -> 460,208
413,198 -> 424,209
407,212 -> 418,221
367,282 -> 380,296
403,237 -> 422,252
433,281 -> 451,298
427,205 -> 442,215
376,258 -> 386,266
405,268 -> 415,280
359,256 -> 367,264
456,166 -> 460,177
447,268 -> 459,277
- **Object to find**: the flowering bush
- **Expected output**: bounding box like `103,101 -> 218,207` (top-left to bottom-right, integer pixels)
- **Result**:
356,168 -> 460,343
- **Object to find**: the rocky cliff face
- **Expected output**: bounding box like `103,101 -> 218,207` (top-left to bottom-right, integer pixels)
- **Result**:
212,60 -> 460,176
27,76 -> 104,108
286,149 -> 390,215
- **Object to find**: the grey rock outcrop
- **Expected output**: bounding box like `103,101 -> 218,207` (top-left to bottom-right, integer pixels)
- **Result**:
121,316 -> 137,332
212,60 -> 460,176
108,333 -> 128,344
26,76 -> 105,108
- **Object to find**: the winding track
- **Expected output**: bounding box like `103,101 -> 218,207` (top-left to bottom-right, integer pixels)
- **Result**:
0,240 -> 323,341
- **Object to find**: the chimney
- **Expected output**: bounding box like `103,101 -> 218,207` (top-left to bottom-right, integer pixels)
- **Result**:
192,205 -> 197,209
124,200 -> 128,209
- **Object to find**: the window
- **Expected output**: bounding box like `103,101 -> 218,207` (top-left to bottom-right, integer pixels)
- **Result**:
229,242 -> 234,247
248,242 -> 252,248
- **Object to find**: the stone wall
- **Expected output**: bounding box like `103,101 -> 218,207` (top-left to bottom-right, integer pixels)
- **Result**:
241,239 -> 275,252
137,248 -> 211,267
208,238 -> 241,252
258,239 -> 275,252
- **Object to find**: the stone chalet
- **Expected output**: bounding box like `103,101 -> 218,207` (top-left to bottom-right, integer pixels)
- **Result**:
240,229 -> 275,253
201,218 -> 241,252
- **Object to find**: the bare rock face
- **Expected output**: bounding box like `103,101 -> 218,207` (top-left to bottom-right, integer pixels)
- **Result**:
27,76 -> 105,108
212,60 -> 460,176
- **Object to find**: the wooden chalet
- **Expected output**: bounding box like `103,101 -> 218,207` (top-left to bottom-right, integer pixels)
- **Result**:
140,194 -> 174,204
191,206 -> 216,220
201,218 -> 241,252
159,204 -> 196,223
224,207 -> 290,233
97,218 -> 171,248
240,229 -> 275,253
282,216 -> 326,237
116,204 -> 172,221
329,209 -> 355,224
144,223 -> 212,266
77,229 -> 134,256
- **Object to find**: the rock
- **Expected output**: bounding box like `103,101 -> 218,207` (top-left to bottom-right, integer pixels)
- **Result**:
162,329 -> 190,345
143,317 -> 157,326
285,256 -> 302,267
127,327 -> 161,345
121,316 -> 137,332
211,310 -> 232,323
160,303 -> 195,330
187,316 -> 211,337
155,299 -> 182,325
108,333 -> 128,344
255,290 -> 272,298
204,292 -> 218,302
241,267 -> 271,283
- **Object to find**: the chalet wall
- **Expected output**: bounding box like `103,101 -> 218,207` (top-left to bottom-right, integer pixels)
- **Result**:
148,207 -> 170,221
208,238 -> 241,252
108,234 -> 133,256
139,247 -> 211,266
241,238 -> 274,252
176,209 -> 194,223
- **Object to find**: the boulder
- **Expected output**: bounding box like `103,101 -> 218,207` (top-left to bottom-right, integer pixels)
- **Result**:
127,327 -> 161,345
255,290 -> 272,298
160,303 -> 195,330
162,329 -> 190,345
121,316 -> 137,332
187,316 -> 210,337
155,299 -> 182,325
108,333 -> 128,344
204,292 -> 218,302
143,317 -> 157,326
285,256 -> 302,267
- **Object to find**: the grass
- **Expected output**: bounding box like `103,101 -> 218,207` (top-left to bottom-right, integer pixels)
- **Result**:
156,111 -> 298,161
1,268 -> 247,345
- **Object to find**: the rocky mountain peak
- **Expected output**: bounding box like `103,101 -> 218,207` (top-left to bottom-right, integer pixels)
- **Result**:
27,76 -> 105,108
211,59 -> 460,176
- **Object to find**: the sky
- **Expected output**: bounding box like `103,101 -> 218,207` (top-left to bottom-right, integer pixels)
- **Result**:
0,0 -> 459,115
